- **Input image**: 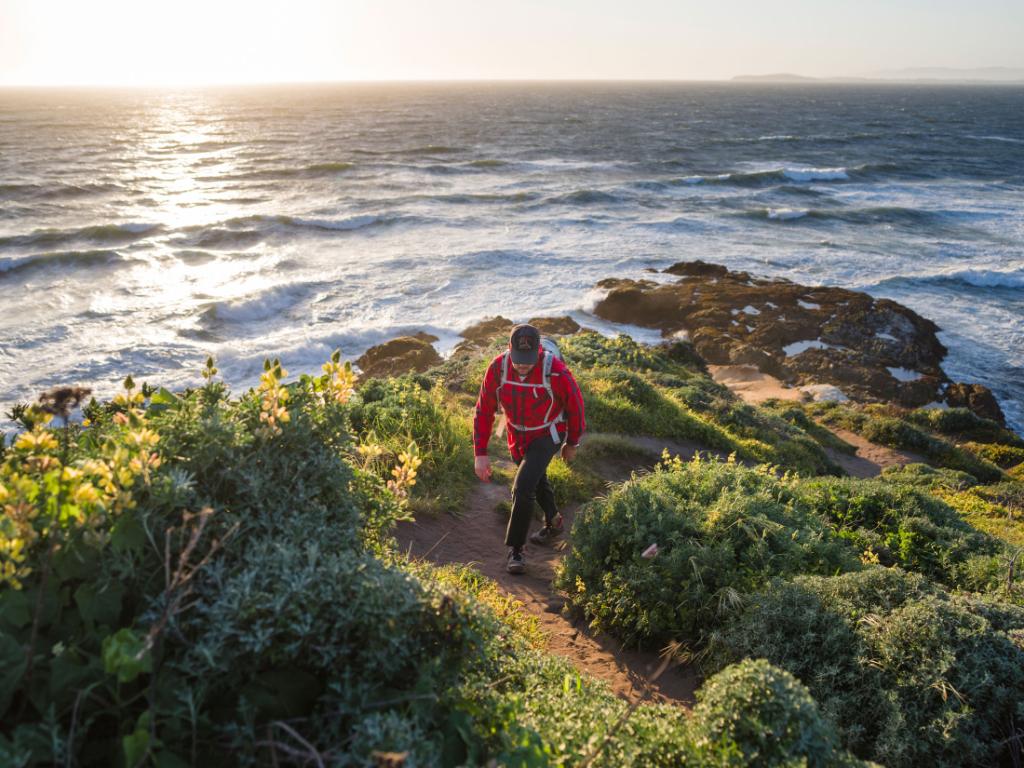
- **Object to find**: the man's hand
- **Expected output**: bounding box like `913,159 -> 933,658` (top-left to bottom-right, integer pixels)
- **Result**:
560,443 -> 577,463
474,455 -> 492,482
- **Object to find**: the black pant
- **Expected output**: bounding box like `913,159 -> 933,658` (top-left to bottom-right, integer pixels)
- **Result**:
505,436 -> 561,548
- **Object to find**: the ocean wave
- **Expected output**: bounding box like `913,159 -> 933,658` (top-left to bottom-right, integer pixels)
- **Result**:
682,165 -> 859,187
742,205 -> 954,227
173,213 -> 418,249
199,281 -> 326,326
294,214 -> 419,231
0,222 -> 161,251
430,191 -> 539,205
0,249 -> 126,277
393,145 -> 464,156
0,181 -> 126,201
967,134 -> 1024,145
546,189 -> 625,205
923,266 -> 1024,290
195,162 -> 357,182
467,159 -> 509,168
304,161 -> 356,174
767,209 -> 808,220
875,265 -> 1024,291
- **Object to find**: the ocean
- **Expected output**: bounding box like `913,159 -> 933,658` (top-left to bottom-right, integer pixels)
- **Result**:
1,82 -> 1022,431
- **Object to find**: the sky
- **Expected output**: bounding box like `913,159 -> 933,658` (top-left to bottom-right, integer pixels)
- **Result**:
1,0 -> 1022,86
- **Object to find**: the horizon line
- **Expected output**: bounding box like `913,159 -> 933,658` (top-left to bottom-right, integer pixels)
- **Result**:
3,75 -> 1024,90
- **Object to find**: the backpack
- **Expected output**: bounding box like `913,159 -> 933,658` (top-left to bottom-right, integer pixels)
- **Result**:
497,336 -> 566,444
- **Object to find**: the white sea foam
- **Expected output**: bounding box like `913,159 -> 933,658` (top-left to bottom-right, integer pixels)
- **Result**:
781,167 -> 849,182
783,339 -> 842,356
888,367 -> 924,382
931,266 -> 1024,289
768,209 -> 808,220
296,214 -> 391,231
203,282 -> 318,325
967,135 -> 1024,144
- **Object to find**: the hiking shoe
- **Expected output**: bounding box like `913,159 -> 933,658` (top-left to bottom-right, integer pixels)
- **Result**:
507,547 -> 526,574
529,514 -> 564,545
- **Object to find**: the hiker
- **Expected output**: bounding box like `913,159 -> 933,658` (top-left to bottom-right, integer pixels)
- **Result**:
473,323 -> 586,574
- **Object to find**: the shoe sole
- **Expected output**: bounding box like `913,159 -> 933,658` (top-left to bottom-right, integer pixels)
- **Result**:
507,562 -> 525,574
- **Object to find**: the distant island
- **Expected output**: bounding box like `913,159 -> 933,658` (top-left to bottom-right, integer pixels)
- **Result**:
733,66 -> 1024,84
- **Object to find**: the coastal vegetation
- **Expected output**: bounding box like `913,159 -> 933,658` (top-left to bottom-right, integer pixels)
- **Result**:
2,326 -> 1023,767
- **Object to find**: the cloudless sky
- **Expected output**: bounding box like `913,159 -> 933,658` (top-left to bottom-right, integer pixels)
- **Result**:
1,0 -> 1022,86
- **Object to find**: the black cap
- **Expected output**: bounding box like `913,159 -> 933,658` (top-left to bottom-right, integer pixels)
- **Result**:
509,324 -> 540,365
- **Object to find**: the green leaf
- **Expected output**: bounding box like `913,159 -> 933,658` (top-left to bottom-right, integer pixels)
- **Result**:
0,588 -> 33,632
0,632 -> 27,718
48,652 -> 100,710
102,628 -> 151,684
148,388 -> 179,411
111,516 -> 146,555
75,581 -> 124,627
122,712 -> 151,768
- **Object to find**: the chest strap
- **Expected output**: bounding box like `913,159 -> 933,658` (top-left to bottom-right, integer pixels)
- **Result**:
499,351 -> 565,444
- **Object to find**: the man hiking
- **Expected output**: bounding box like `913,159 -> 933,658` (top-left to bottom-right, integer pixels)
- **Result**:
473,323 -> 586,574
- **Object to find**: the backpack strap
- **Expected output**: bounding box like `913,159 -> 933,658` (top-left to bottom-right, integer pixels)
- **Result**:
500,351 -> 566,444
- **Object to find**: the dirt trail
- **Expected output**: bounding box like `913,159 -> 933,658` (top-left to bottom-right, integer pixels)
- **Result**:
822,428 -> 928,479
709,364 -> 929,478
395,437 -> 702,707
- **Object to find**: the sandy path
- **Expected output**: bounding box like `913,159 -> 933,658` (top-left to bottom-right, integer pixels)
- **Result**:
708,364 -> 804,404
822,428 -> 928,479
709,364 -> 928,478
396,439 -> 702,707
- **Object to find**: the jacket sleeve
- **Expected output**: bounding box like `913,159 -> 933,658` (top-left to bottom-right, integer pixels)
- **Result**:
556,363 -> 586,447
472,358 -> 501,457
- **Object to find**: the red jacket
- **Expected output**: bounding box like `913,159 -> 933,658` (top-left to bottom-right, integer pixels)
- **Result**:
473,351 -> 586,462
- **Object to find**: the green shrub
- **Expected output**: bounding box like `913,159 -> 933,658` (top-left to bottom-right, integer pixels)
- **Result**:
561,331 -> 689,374
961,441 -> 1024,469
880,462 -> 978,490
557,457 -> 857,647
688,659 -> 847,768
971,480 -> 1024,513
577,367 -> 735,448
350,375 -> 474,513
795,478 -> 1004,591
711,568 -> 1024,767
908,407 -> 1024,446
807,403 -> 1005,482
762,401 -> 858,454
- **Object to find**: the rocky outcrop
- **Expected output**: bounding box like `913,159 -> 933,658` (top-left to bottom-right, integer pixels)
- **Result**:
453,315 -> 582,358
356,333 -> 442,378
594,261 -> 1004,421
944,383 -> 1006,425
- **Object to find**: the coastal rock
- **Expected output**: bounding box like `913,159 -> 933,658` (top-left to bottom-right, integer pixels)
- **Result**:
944,383 -> 1006,425
356,333 -> 442,379
593,261 -> 954,408
527,316 -> 582,336
453,315 -> 582,358
460,316 -> 514,344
